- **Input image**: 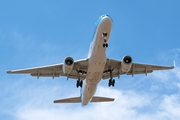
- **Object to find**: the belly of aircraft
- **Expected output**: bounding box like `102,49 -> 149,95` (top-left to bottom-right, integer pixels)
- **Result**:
86,58 -> 106,84
86,45 -> 106,84
82,82 -> 97,105
82,49 -> 106,105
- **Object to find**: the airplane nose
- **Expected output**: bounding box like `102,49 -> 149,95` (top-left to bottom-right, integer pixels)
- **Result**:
100,15 -> 113,26
101,15 -> 113,23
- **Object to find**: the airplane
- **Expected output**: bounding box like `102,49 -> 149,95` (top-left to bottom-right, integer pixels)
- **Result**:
7,14 -> 174,106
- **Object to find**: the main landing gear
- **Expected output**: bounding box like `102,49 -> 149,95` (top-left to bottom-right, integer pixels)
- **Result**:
76,80 -> 83,88
108,79 -> 115,87
76,70 -> 85,88
108,69 -> 115,87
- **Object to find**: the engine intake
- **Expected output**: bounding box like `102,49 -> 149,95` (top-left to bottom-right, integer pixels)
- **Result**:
63,57 -> 74,75
121,55 -> 132,73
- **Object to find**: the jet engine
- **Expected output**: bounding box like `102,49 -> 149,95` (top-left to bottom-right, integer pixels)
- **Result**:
63,57 -> 74,75
121,55 -> 132,73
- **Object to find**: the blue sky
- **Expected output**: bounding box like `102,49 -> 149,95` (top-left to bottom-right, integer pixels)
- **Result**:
0,0 -> 180,120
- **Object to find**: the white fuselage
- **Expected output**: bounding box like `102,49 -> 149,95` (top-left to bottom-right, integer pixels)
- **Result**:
81,15 -> 113,105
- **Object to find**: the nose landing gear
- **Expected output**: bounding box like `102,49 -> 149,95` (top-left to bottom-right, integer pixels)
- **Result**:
102,33 -> 108,37
102,33 -> 108,48
103,43 -> 108,47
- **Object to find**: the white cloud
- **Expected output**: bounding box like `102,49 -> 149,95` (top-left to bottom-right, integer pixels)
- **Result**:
159,94 -> 180,120
149,67 -> 180,91
10,84 -> 180,120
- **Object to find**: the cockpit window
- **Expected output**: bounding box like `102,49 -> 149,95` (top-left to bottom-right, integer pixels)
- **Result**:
101,14 -> 107,18
95,14 -> 110,26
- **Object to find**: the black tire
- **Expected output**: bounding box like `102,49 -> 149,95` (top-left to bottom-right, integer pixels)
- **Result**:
108,79 -> 112,87
113,79 -> 115,86
106,44 -> 108,47
108,82 -> 111,87
80,80 -> 83,88
103,44 -> 105,47
76,80 -> 79,88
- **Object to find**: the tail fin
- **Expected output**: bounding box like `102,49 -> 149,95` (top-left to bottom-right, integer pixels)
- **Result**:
54,96 -> 114,103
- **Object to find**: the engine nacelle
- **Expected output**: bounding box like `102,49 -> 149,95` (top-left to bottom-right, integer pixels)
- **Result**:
121,55 -> 132,73
63,57 -> 74,75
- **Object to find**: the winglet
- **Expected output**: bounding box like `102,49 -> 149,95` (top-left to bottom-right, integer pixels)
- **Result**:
3,66 -> 8,73
174,60 -> 176,67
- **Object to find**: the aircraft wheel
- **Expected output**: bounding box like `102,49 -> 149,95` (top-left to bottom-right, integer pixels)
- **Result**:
103,44 -> 106,47
76,80 -> 80,88
106,44 -> 108,47
80,80 -> 83,88
112,79 -> 115,87
108,79 -> 115,87
103,43 -> 108,48
108,82 -> 111,87
108,79 -> 112,87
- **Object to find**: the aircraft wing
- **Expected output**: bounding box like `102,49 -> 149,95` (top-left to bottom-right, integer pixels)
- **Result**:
102,58 -> 174,79
7,59 -> 89,80
7,58 -> 174,80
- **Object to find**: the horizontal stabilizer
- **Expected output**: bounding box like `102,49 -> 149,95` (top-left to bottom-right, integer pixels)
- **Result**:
54,97 -> 81,103
91,96 -> 114,102
54,96 -> 114,103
